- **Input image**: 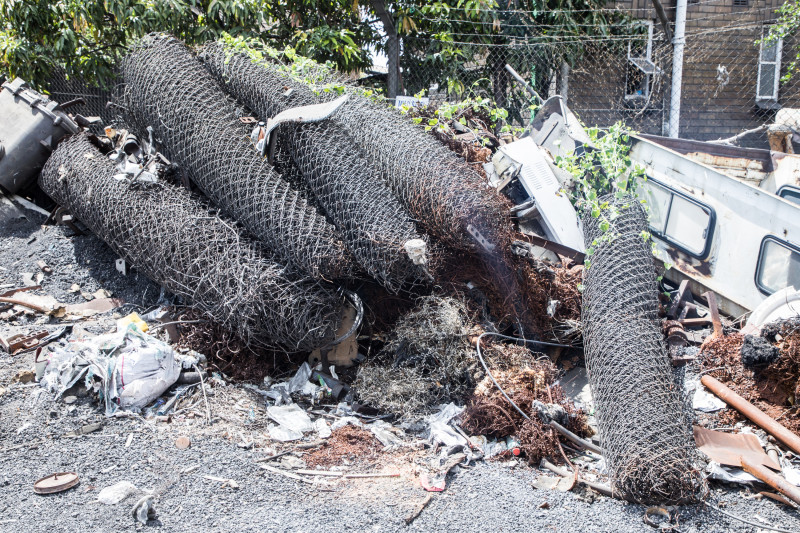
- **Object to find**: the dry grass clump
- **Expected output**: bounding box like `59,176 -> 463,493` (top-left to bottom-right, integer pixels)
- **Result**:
354,296 -> 475,420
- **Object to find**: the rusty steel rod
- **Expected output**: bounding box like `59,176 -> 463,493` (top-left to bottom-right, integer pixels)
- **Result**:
701,375 -> 800,455
0,297 -> 49,313
741,456 -> 800,506
702,291 -> 723,339
541,458 -> 614,497
549,421 -> 603,455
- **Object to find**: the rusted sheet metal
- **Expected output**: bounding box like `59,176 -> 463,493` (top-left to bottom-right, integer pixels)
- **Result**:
693,426 -> 780,471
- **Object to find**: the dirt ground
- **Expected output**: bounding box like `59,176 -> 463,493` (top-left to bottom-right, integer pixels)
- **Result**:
2,200 -> 800,532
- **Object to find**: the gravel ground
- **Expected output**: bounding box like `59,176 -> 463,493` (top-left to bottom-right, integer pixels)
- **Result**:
2,198 -> 800,532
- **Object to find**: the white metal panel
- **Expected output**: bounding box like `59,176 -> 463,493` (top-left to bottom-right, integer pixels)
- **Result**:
631,135 -> 800,315
500,137 -> 585,251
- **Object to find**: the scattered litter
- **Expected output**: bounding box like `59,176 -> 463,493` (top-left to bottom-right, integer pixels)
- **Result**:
175,436 -> 191,450
42,326 -> 186,416
98,481 -> 139,505
202,475 -> 239,489
267,403 -> 314,437
131,495 -> 156,524
315,418 -> 332,439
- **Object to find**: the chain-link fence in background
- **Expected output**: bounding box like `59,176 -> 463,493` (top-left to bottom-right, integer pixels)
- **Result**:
399,1 -> 800,149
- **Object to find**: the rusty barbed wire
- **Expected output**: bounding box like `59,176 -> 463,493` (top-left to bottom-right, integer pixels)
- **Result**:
119,34 -> 356,281
40,133 -> 342,352
581,194 -> 705,504
200,43 -> 431,293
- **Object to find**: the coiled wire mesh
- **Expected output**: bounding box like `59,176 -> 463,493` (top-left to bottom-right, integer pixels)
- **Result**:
581,195 -> 705,504
119,34 -> 355,281
204,42 -> 512,253
40,133 -> 341,352
200,43 -> 428,293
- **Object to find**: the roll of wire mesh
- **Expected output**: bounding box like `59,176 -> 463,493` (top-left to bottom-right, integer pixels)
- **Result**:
201,41 -> 512,255
119,34 -> 355,281
200,42 -> 429,293
200,42 -> 532,332
581,194 -> 705,504
40,133 -> 341,352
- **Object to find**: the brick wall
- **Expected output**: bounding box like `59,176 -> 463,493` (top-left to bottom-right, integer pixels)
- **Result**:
567,0 -> 800,146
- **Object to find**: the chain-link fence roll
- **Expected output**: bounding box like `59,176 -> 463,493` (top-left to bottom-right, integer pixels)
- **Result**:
200,43 -> 429,293
119,34 -> 355,281
40,133 -> 341,352
205,41 -> 512,255
581,195 -> 705,504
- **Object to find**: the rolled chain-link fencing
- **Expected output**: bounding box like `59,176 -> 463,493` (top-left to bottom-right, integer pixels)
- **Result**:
204,42 -> 512,254
119,34 -> 356,281
200,43 -> 430,293
45,68 -> 117,128
40,133 -> 341,352
581,194 -> 705,504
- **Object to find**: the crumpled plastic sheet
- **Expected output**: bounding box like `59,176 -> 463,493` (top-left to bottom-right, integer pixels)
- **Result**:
41,325 -> 190,416
267,403 -> 314,441
264,362 -> 321,404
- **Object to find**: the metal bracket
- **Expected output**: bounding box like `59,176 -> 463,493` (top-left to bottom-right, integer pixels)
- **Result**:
259,95 -> 350,163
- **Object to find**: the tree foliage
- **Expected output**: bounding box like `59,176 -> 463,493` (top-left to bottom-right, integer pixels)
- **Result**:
763,1 -> 800,83
0,0 -> 372,88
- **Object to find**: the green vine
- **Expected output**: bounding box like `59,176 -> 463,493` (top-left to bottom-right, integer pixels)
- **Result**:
555,121 -> 670,276
219,33 -> 381,101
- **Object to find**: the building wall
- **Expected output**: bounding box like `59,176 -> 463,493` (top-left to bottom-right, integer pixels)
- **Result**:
568,0 -> 799,146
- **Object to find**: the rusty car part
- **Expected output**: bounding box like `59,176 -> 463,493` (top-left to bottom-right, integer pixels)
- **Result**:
702,291 -> 723,339
0,329 -> 48,353
701,375 -> 800,455
663,320 -> 691,365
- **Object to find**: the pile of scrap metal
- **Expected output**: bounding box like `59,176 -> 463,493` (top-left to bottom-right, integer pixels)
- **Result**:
8,32 -> 800,508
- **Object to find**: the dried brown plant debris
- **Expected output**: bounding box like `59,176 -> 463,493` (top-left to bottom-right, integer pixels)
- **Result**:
701,332 -> 800,435
460,353 -> 589,463
304,426 -> 382,468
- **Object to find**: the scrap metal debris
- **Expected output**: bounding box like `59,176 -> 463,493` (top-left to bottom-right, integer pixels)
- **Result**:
39,133 -> 341,351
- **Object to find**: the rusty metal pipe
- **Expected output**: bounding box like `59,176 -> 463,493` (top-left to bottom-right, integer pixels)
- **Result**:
549,421 -> 603,455
741,456 -> 800,506
701,375 -> 800,455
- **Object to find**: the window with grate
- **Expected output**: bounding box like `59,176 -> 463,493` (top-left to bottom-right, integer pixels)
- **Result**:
733,0 -> 749,6
756,28 -> 783,101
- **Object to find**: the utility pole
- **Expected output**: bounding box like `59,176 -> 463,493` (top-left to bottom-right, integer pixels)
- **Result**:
372,0 -> 399,101
669,0 -> 687,138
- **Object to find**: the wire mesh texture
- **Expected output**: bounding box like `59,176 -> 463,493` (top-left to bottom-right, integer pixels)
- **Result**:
399,2 -> 800,149
204,42 -> 513,254
581,194 -> 705,504
200,43 -> 430,293
119,34 -> 355,281
39,133 -> 342,352
45,68 -> 116,127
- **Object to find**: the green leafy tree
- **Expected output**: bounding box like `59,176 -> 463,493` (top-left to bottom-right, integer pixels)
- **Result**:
0,0 -> 374,89
762,1 -> 800,82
